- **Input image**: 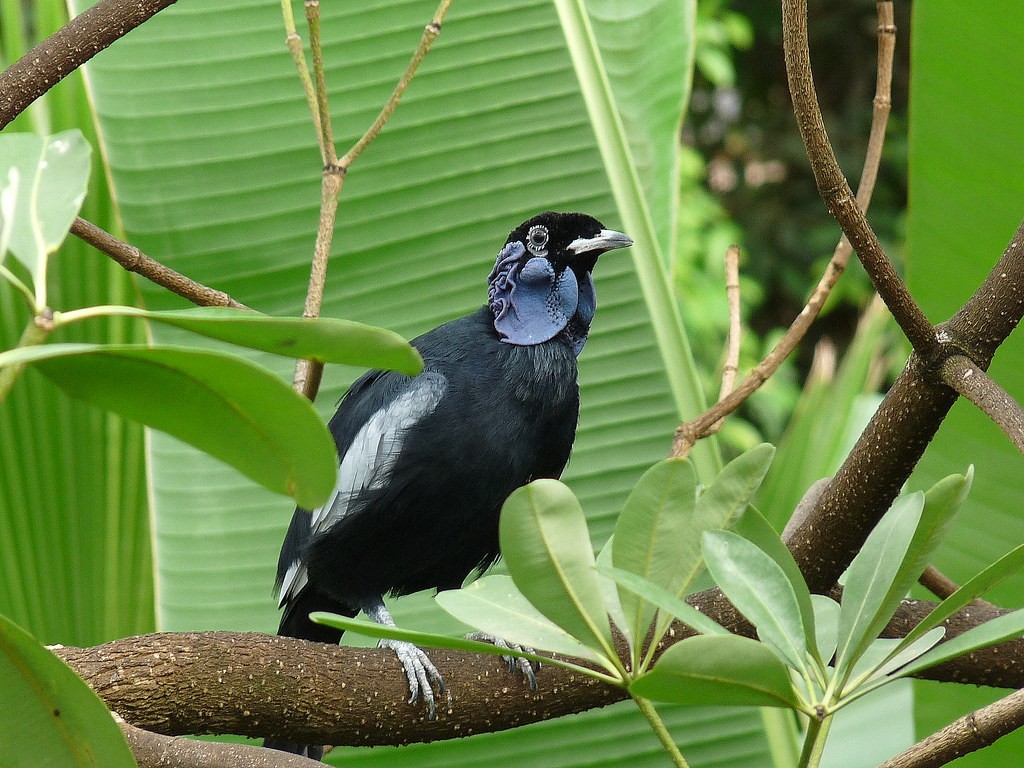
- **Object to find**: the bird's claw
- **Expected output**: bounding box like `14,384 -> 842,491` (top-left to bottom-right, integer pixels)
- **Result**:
466,632 -> 540,690
379,638 -> 445,719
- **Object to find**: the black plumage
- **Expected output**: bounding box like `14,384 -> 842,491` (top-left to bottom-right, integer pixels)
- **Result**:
267,212 -> 631,758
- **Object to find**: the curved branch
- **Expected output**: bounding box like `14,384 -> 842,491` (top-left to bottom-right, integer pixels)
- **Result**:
119,719 -> 320,768
877,689 -> 1024,768
671,2 -> 897,458
53,591 -> 1024,749
941,354 -> 1024,455
780,0 -> 936,353
0,0 -> 179,130
70,218 -> 250,310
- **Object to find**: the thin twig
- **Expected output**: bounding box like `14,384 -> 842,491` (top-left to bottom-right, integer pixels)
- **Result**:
876,689 -> 1024,768
941,354 -> 1024,455
291,0 -> 452,400
279,0 -> 324,163
0,0 -> 179,129
781,0 -> 936,354
718,245 -> 742,404
670,3 -> 896,458
304,1 -> 338,165
69,217 -> 250,310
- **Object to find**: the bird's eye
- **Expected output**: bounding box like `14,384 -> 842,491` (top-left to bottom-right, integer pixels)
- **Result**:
527,225 -> 549,252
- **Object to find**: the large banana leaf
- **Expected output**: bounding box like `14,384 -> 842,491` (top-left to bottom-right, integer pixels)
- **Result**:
906,2 -> 1024,764
0,0 -> 153,647
72,0 -> 771,764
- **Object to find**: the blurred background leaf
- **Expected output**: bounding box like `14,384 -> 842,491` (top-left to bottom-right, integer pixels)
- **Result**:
0,0 -> 153,648
905,2 -> 1024,764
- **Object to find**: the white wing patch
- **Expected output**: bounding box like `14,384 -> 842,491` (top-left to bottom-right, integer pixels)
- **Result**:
278,373 -> 447,608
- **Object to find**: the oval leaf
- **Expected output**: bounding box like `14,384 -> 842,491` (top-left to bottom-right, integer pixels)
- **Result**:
703,530 -> 808,674
612,458 -> 699,648
436,576 -> 605,664
0,613 -> 136,767
5,343 -> 336,508
0,130 -> 91,286
733,504 -> 816,657
500,480 -> 612,653
836,492 -> 924,674
76,306 -> 422,375
595,536 -> 632,649
630,634 -> 803,710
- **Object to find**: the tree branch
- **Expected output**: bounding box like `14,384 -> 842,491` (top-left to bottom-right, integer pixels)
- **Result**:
781,0 -> 936,353
53,589 -> 1024,749
291,0 -> 452,401
70,217 -> 250,310
877,689 -> 1024,768
671,2 -> 896,458
119,719 -> 321,768
0,0 -> 179,130
941,354 -> 1024,455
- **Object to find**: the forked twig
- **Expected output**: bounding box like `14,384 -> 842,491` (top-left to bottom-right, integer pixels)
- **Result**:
289,0 -> 452,400
671,3 -> 897,458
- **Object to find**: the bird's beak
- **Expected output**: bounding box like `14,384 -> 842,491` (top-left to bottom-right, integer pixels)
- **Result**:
567,229 -> 634,255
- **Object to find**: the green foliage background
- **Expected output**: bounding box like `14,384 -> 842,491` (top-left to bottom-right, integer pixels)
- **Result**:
1,0 -> 1023,766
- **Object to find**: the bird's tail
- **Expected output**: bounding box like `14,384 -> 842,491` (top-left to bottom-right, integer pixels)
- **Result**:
264,588 -> 355,761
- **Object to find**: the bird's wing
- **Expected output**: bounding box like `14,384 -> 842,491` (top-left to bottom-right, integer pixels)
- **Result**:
277,372 -> 447,608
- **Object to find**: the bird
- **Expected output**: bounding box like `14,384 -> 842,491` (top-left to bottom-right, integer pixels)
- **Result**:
266,212 -> 632,758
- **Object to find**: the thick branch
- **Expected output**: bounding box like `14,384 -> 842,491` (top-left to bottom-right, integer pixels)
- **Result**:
54,591 -> 1024,748
120,720 -> 321,768
70,217 -> 250,310
877,689 -> 1024,768
0,0 -> 179,130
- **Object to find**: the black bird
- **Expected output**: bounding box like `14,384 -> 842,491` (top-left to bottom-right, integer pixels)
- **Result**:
268,212 -> 631,757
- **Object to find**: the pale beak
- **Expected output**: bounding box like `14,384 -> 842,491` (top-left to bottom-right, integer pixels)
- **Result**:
567,229 -> 634,255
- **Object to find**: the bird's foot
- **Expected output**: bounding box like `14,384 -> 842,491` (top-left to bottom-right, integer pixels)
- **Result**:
379,638 -> 446,719
465,632 -> 539,690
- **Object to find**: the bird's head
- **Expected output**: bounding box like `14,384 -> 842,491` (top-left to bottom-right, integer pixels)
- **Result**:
487,212 -> 633,354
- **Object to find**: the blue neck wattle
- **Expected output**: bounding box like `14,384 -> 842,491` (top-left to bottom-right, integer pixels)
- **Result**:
487,241 -> 595,356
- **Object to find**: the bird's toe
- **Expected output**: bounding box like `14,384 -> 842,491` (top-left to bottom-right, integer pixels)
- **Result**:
380,638 -> 445,719
466,632 -> 540,690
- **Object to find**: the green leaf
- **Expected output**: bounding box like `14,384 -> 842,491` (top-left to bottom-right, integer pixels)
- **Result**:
836,472 -> 971,678
896,608 -> 1024,680
811,595 -> 841,668
835,493 -> 924,675
0,130 -> 90,297
594,536 -> 631,648
630,634 -> 803,710
864,627 -> 945,684
702,530 -> 808,674
553,0 -> 716,481
585,0 -> 696,260
0,613 -> 136,767
899,542 -> 1024,651
500,480 -> 613,653
435,575 -> 606,664
68,306 -> 422,375
732,502 -> 815,651
696,444 -> 775,524
0,165 -> 18,263
908,3 -> 1024,756
612,457 -> 699,649
4,343 -> 336,508
310,611 -> 602,681
602,565 -> 728,638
